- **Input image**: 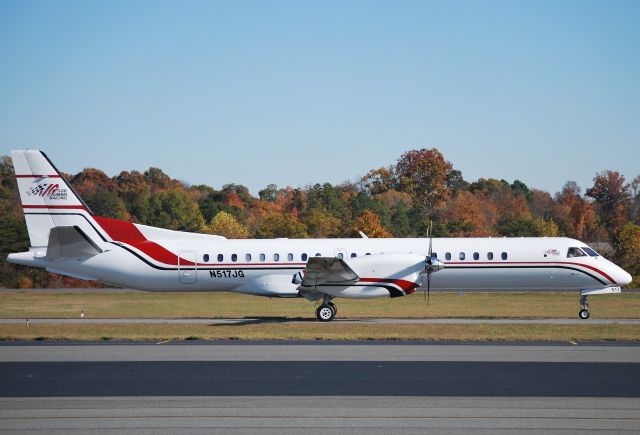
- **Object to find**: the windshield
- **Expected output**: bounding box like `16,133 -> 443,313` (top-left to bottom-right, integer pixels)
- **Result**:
581,246 -> 600,257
567,247 -> 586,258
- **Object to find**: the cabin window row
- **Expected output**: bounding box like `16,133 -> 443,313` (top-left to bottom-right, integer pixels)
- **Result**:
200,252 -> 376,263
435,251 -> 508,261
201,251 -> 508,263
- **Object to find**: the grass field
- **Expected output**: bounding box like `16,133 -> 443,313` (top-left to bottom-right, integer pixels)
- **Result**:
1,290 -> 639,319
1,291 -> 639,341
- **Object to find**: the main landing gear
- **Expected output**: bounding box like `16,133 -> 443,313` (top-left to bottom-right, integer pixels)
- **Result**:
315,296 -> 337,322
579,295 -> 590,320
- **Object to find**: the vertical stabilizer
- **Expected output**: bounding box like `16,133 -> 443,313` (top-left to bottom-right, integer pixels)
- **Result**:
11,150 -> 103,249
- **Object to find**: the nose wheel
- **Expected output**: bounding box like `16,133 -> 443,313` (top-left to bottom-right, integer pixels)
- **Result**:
578,295 -> 590,320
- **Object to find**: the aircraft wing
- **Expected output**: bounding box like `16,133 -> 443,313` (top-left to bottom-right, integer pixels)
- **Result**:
300,257 -> 359,287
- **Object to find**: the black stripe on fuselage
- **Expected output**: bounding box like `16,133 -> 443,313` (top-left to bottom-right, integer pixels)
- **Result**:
23,212 -> 609,286
445,265 -> 606,285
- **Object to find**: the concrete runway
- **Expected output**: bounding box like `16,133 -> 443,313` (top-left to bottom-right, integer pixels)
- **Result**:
1,342 -> 639,434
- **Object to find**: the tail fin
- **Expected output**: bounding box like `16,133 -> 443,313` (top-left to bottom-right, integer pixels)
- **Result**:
11,150 -> 105,250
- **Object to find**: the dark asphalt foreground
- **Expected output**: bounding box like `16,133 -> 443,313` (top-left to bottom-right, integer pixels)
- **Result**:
1,342 -> 639,434
2,360 -> 640,397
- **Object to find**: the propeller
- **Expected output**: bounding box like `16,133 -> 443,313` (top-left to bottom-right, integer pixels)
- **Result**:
424,221 -> 445,305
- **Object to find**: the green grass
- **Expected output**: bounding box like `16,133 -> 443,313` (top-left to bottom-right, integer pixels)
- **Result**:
1,291 -> 639,341
1,291 -> 639,319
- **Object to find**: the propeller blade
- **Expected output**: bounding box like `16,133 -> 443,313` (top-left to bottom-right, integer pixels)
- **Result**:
428,221 -> 433,258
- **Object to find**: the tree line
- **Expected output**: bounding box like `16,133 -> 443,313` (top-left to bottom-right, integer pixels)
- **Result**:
0,148 -> 638,288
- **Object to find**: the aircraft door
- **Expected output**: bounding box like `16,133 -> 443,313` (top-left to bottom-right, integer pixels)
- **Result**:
178,251 -> 197,284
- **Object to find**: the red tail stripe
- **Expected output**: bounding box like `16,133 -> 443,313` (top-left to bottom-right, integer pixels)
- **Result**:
93,216 -> 195,266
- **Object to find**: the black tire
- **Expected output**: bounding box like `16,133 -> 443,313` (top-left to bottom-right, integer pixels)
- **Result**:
316,305 -> 335,322
579,309 -> 590,320
328,302 -> 337,316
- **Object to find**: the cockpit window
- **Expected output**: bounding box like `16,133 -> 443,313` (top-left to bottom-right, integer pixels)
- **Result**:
567,247 -> 586,258
582,247 -> 599,257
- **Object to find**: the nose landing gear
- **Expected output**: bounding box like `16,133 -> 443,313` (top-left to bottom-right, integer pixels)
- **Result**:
578,295 -> 590,319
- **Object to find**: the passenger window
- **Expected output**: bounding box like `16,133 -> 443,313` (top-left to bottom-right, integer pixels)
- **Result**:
567,247 -> 586,258
245,253 -> 252,262
473,252 -> 479,260
445,252 -> 451,261
203,254 -> 209,262
501,252 -> 508,260
350,253 -> 357,258
231,254 -> 237,262
315,253 -> 321,257
365,253 -> 371,256
217,254 -> 224,262
274,253 -> 280,261
487,252 -> 494,260
259,253 -> 266,262
459,252 -> 465,260
432,252 -> 438,259
337,253 -> 344,259
301,253 -> 308,261
287,253 -> 294,261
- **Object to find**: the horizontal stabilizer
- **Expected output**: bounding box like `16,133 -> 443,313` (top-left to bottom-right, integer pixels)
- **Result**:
46,226 -> 103,260
300,257 -> 359,287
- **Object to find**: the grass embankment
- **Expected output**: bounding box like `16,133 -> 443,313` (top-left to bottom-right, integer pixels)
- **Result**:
2,291 -> 639,319
1,291 -> 639,341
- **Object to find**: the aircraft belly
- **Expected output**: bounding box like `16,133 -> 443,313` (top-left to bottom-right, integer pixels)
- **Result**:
313,285 -> 390,299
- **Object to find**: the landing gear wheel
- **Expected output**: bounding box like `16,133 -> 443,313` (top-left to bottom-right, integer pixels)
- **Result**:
579,309 -> 590,320
328,302 -> 337,316
316,305 -> 336,322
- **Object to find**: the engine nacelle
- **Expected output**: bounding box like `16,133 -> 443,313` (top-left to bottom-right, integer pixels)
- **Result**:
297,252 -> 426,299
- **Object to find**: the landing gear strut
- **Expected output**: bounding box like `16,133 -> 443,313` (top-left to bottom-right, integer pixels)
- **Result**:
579,295 -> 590,320
316,295 -> 337,322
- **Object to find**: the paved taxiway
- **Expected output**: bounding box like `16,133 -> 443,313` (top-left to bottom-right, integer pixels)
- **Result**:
0,342 -> 639,434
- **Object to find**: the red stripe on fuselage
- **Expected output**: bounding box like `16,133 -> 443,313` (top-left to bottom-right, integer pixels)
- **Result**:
359,277 -> 419,295
93,216 -> 195,266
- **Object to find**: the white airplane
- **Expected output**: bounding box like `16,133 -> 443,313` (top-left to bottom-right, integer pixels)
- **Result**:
7,150 -> 632,321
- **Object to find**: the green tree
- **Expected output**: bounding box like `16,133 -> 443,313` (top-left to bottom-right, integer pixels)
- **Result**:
147,189 -> 205,232
390,201 -> 411,237
304,209 -> 342,238
534,218 -> 560,237
259,184 -> 279,202
256,212 -> 308,238
207,211 -> 249,239
613,223 -> 640,285
586,171 -> 630,236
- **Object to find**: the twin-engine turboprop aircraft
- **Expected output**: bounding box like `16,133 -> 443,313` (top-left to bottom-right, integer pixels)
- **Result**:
7,150 -> 632,321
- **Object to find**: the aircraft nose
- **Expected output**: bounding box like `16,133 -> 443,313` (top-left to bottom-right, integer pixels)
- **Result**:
617,268 -> 633,286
